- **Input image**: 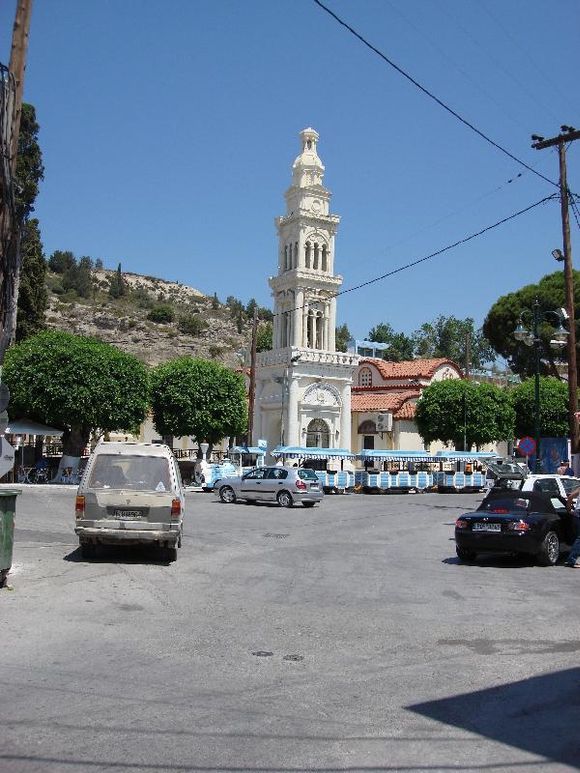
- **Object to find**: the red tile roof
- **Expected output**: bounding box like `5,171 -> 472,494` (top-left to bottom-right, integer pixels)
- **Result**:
359,358 -> 461,380
394,401 -> 416,419
351,390 -> 418,413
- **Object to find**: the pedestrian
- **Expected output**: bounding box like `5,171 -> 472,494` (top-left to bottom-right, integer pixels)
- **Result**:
558,459 -> 574,476
565,485 -> 580,568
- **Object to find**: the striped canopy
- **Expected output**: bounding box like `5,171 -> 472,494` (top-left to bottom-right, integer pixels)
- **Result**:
229,446 -> 267,455
271,446 -> 356,460
357,449 -> 436,462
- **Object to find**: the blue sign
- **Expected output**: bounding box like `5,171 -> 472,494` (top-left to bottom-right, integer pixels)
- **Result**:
518,436 -> 536,456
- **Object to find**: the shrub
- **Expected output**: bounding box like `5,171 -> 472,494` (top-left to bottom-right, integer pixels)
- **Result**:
147,305 -> 175,323
178,313 -> 207,336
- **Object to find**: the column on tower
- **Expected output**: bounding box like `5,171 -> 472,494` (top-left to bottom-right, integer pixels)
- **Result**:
293,288 -> 304,348
287,377 -> 300,447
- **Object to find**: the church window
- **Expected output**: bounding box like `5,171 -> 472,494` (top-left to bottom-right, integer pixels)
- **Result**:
284,246 -> 288,270
307,139 -> 312,150
358,420 -> 377,435
321,245 -> 328,272
359,368 -> 372,387
305,241 -> 311,268
313,242 -> 319,270
363,435 -> 375,450
306,418 -> 329,448
294,242 -> 298,268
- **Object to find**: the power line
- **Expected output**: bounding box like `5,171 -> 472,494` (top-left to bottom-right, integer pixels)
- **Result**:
271,194 -> 557,320
312,0 -> 558,189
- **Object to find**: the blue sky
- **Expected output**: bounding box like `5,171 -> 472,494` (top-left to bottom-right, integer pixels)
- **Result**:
1,0 -> 578,341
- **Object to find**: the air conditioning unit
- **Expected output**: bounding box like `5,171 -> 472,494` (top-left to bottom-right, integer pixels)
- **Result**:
376,412 -> 393,432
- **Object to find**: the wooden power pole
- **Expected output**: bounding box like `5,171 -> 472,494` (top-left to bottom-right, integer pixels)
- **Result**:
532,127 -> 580,460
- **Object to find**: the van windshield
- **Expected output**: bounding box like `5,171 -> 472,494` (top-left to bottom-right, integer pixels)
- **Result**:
87,454 -> 172,492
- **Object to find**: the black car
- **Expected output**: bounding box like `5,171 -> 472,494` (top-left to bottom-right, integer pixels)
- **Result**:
455,489 -> 575,566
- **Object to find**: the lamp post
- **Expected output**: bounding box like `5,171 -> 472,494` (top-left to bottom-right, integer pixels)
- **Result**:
514,299 -> 568,472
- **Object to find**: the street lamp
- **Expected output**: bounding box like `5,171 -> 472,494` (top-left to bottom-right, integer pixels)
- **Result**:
513,299 -> 568,471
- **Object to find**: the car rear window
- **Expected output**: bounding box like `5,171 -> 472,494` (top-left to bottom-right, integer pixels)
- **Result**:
479,497 -> 531,513
87,454 -> 172,492
298,469 -> 319,481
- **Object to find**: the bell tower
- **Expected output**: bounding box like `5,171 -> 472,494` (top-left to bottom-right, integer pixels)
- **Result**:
270,127 -> 342,352
255,128 -> 359,456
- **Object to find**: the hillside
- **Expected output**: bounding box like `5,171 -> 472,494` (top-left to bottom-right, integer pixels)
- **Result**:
44,267 -> 259,367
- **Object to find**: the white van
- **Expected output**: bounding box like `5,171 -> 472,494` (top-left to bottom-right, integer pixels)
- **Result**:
74,442 -> 185,561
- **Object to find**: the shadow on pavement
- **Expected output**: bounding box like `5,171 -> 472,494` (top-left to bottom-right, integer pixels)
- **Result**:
408,667 -> 580,769
63,545 -> 173,566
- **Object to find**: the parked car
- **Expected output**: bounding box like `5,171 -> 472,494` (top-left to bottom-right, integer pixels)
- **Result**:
521,473 -> 580,501
74,441 -> 185,561
455,489 -> 575,566
216,465 -> 324,507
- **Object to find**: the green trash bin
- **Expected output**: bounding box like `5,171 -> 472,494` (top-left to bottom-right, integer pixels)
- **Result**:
0,489 -> 20,587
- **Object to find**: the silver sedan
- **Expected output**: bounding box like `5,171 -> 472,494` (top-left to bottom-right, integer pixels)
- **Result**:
216,465 -> 324,507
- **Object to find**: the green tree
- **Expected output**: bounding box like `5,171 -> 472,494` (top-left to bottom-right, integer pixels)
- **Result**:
3,331 -> 149,456
48,249 -> 76,275
178,313 -> 207,336
483,271 -> 576,379
246,298 -> 258,318
16,219 -> 47,342
510,376 -> 569,438
335,322 -> 352,353
15,103 -> 45,221
256,321 -> 273,352
150,357 -> 247,445
368,322 -> 415,361
413,315 -> 495,369
415,378 -> 514,450
109,263 -> 126,298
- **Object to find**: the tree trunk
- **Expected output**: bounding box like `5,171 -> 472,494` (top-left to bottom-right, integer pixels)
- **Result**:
53,425 -> 90,483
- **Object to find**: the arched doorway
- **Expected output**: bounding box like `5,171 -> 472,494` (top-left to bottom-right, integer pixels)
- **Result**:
306,418 -> 330,448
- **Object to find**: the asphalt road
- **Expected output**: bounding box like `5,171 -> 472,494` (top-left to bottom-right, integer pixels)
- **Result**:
1,485 -> 579,773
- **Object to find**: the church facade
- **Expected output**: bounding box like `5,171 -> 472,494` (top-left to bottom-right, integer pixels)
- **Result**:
254,128 -> 359,456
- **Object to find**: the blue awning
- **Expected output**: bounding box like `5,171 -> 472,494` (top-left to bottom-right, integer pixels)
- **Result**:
434,451 -> 497,461
271,446 -> 356,460
357,449 -> 436,462
229,446 -> 267,455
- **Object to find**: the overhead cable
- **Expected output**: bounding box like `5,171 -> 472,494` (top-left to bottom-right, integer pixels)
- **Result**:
312,0 -> 558,189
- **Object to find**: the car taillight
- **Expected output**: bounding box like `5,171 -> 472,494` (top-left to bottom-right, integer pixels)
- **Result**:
75,496 -> 85,518
508,520 -> 530,531
455,518 -> 469,529
295,479 -> 307,491
171,498 -> 181,518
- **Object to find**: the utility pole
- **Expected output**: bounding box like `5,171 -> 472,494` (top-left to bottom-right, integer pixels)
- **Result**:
532,126 -> 580,462
247,307 -> 258,446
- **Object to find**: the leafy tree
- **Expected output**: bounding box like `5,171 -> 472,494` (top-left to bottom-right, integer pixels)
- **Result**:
48,249 -> 76,275
150,357 -> 247,445
211,292 -> 220,309
15,103 -> 44,221
256,321 -> 273,352
109,263 -> 126,298
61,254 -> 93,298
335,323 -> 352,353
368,322 -> 415,361
415,378 -> 514,450
413,315 -> 495,369
246,298 -> 258,319
3,331 -> 149,456
257,305 -> 273,322
510,377 -> 569,438
483,271 -> 577,380
16,219 -> 47,342
147,304 -> 175,323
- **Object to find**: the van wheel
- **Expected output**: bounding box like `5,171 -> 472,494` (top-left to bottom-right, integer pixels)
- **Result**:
219,485 -> 236,504
277,490 -> 293,508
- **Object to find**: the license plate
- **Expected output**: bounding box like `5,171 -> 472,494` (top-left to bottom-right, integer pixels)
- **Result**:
473,522 -> 501,532
112,509 -> 144,519
310,483 -> 319,489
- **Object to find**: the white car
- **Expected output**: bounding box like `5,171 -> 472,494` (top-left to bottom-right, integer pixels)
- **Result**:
521,474 -> 580,502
